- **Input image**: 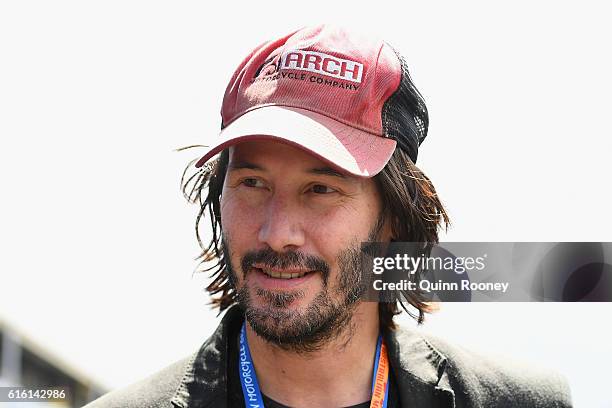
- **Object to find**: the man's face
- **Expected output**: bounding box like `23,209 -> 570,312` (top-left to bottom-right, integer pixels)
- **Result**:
220,140 -> 389,351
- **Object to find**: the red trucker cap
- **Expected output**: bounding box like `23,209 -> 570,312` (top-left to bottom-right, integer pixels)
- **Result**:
194,24 -> 429,177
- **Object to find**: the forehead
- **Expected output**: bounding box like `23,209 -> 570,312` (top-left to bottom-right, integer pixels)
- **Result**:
228,139 -> 349,176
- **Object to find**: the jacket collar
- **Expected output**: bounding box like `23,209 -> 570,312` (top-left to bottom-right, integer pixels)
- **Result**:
171,306 -> 455,408
171,306 -> 242,408
384,325 -> 455,407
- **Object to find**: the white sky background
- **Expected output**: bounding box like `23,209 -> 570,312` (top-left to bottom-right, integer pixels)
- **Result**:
1,1 -> 611,407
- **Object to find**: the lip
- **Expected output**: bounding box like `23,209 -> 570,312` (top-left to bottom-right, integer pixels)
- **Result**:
248,267 -> 318,290
251,263 -> 311,275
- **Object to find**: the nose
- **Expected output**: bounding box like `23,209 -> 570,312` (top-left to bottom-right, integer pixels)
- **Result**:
257,194 -> 305,252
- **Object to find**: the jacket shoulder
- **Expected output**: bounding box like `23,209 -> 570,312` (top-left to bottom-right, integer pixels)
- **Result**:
83,354 -> 193,408
397,327 -> 573,407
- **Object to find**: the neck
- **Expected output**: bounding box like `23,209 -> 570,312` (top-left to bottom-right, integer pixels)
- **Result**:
245,303 -> 380,408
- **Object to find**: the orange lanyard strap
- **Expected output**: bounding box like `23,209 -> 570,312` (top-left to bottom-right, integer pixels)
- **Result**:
370,335 -> 389,408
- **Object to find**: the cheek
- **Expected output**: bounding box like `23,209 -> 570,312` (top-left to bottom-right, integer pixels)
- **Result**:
307,204 -> 376,265
220,191 -> 262,259
312,196 -> 379,238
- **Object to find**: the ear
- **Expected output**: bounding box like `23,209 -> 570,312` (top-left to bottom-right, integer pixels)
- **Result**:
381,216 -> 395,242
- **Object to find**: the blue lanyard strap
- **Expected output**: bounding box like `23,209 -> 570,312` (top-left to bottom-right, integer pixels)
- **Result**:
238,321 -> 389,408
238,322 -> 265,407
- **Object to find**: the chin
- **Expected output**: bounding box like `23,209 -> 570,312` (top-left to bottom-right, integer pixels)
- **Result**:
253,286 -> 313,311
239,286 -> 356,353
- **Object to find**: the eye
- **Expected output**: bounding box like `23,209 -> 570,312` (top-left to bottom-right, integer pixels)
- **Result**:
241,178 -> 265,188
310,184 -> 337,194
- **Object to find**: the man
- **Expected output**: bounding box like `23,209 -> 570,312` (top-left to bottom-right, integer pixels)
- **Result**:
86,24 -> 572,407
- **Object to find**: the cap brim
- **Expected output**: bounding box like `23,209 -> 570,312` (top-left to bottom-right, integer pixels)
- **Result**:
194,106 -> 396,177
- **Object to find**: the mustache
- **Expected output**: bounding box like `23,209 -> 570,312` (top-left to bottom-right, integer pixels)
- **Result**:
241,248 -> 330,284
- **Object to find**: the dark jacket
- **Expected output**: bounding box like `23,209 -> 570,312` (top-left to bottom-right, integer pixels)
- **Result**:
84,306 -> 572,407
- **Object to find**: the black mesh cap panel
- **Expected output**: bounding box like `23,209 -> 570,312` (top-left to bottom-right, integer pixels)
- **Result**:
381,45 -> 429,163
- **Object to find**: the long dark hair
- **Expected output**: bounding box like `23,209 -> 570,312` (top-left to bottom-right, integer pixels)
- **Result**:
180,146 -> 450,329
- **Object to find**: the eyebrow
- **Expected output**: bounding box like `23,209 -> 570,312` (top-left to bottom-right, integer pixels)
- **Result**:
307,167 -> 347,179
228,161 -> 348,179
227,161 -> 263,171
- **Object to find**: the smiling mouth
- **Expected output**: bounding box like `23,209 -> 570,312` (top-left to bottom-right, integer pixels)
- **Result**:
252,267 -> 314,280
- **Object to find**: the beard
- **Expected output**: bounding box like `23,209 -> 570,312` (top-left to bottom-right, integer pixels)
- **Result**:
224,214 -> 384,353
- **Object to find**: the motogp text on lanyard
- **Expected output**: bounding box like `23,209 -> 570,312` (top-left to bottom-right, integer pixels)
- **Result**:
238,321 -> 390,408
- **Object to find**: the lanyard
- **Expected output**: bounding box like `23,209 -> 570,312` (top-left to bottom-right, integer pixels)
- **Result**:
238,322 -> 389,408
